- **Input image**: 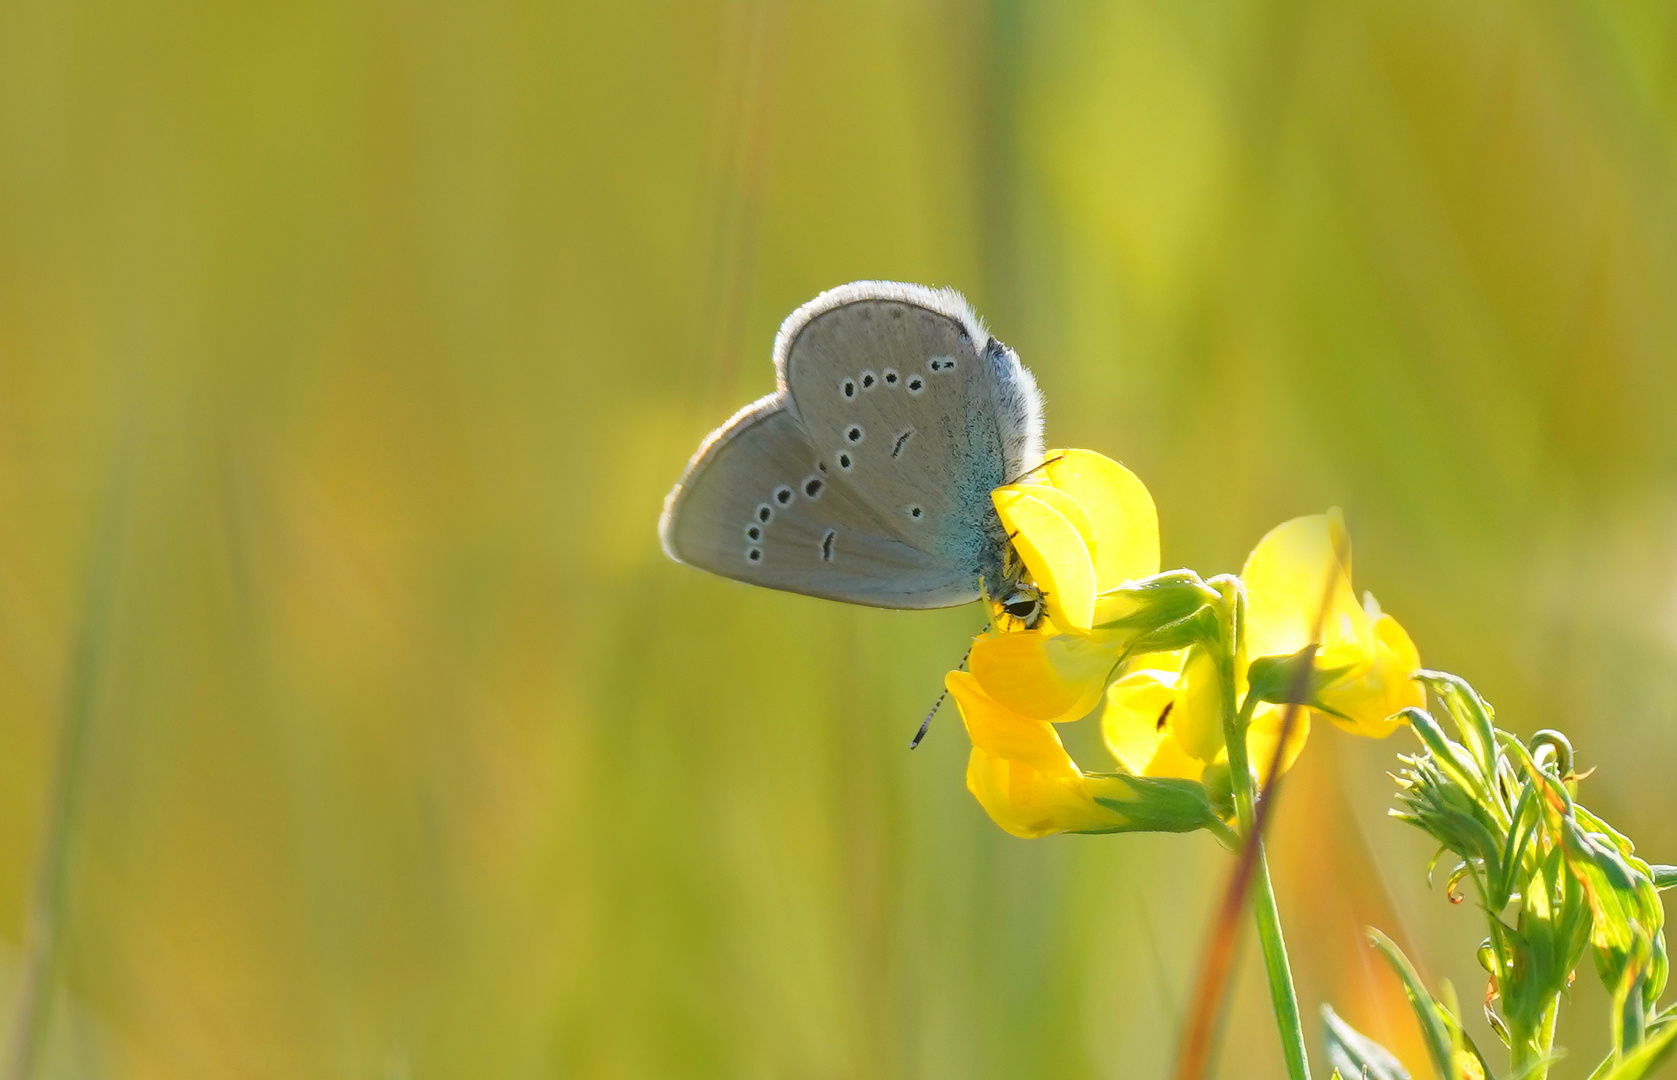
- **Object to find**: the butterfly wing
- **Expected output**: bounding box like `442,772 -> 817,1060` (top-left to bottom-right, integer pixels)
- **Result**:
658,396 -> 982,607
776,282 -> 1044,588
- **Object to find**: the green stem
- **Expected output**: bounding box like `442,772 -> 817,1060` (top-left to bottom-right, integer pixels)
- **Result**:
1516,997 -> 1559,1080
6,451 -> 129,1080
1249,848 -> 1310,1080
1215,584 -> 1311,1080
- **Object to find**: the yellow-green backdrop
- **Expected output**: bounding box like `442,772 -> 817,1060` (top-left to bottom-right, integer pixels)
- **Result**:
1,0 -> 1674,1077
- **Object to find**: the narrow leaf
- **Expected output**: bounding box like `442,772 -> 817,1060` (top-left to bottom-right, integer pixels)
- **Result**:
1585,1017 -> 1677,1080
1368,929 -> 1455,1080
1323,1004 -> 1411,1080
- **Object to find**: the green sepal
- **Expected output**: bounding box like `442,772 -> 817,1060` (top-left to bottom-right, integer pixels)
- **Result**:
1085,772 -> 1221,835
1092,569 -> 1220,631
1199,761 -> 1236,822
1246,645 -> 1354,712
1117,603 -> 1222,659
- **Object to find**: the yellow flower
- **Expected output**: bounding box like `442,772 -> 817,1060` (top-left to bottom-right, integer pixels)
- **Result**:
1240,509 -> 1423,738
949,479 -> 1423,838
950,670 -> 1134,837
1101,649 -> 1310,786
991,449 -> 1160,631
968,449 -> 1164,722
949,669 -> 1219,839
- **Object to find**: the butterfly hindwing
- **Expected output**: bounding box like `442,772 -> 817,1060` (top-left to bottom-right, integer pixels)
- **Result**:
777,282 -> 1044,590
658,398 -> 981,607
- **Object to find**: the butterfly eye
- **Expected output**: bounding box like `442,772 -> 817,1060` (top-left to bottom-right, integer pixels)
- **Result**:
1001,590 -> 1043,627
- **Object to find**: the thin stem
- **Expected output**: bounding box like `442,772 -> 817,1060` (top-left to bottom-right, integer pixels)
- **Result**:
1174,581 -> 1317,1080
1206,816 -> 1241,850
6,452 -> 130,1080
1215,597 -> 1311,1080
1249,850 -> 1309,1079
1514,996 -> 1560,1080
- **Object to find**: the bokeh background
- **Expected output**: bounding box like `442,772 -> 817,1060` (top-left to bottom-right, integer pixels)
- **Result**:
2,0 -> 1675,1076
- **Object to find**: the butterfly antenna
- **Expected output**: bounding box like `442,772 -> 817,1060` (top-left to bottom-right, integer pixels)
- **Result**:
1005,453 -> 1066,485
909,638 -> 977,749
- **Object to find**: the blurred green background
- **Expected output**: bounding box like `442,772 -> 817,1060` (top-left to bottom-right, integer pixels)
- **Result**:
2,0 -> 1675,1076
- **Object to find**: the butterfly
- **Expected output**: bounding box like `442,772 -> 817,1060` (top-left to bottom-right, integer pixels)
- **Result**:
659,281 -> 1050,627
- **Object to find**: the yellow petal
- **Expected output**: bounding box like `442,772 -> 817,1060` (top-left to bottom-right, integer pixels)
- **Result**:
948,671 -> 1121,838
993,487 -> 1097,630
1240,509 -> 1365,661
1100,669 -> 1179,774
965,751 -> 1117,838
1043,450 -> 1161,590
1315,611 -> 1423,738
949,670 -> 1079,776
1171,646 -> 1227,763
1014,481 -> 1097,559
1246,704 -> 1311,782
970,630 -> 1116,721
1142,733 -> 1206,780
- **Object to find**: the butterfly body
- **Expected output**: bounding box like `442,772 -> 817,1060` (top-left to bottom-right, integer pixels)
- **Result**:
660,281 -> 1044,613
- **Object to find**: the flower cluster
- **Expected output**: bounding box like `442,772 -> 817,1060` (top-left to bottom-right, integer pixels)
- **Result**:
951,449 -> 1425,839
1323,674 -> 1675,1080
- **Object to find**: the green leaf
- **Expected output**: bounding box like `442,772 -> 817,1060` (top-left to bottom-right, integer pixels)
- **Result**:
1368,929 -> 1455,1080
1323,1004 -> 1411,1080
1651,866 -> 1677,891
1404,707 -> 1489,797
1414,671 -> 1499,780
1584,1018 -> 1677,1080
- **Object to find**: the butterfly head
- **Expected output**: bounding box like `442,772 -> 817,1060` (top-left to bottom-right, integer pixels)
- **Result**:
997,585 -> 1045,630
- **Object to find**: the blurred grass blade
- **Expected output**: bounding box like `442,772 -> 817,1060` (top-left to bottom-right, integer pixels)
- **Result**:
1366,929 -> 1454,1079
1322,1004 -> 1411,1080
4,450 -> 131,1080
1584,1019 -> 1677,1080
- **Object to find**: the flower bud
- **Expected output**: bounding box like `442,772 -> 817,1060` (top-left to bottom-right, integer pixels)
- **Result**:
1085,772 -> 1224,835
1092,569 -> 1221,633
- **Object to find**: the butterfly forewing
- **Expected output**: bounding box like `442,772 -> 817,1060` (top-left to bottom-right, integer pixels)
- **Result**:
659,399 -> 980,607
779,284 -> 1043,589
661,281 -> 1044,610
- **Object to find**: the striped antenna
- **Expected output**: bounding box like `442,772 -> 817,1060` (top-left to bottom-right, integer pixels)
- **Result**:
909,638 -> 977,749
